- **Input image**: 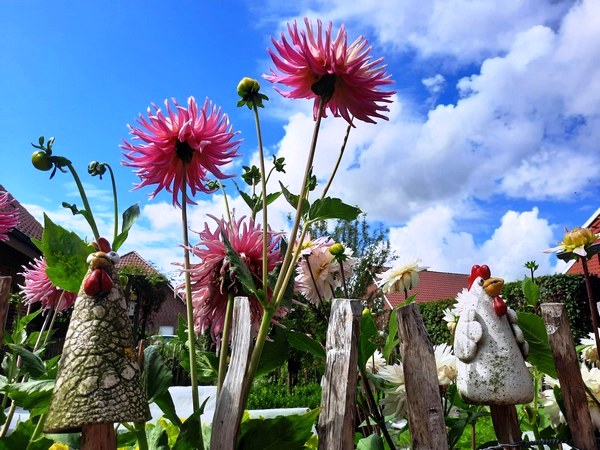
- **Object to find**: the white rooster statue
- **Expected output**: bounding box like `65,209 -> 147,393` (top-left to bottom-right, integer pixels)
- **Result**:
454,264 -> 534,405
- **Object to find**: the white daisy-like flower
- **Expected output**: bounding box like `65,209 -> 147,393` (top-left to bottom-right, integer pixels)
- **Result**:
376,258 -> 428,295
434,344 -> 457,385
442,307 -> 459,334
544,227 -> 599,258
580,331 -> 600,367
377,362 -> 407,419
365,350 -> 386,374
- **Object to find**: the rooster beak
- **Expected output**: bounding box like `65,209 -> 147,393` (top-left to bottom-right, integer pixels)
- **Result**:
483,277 -> 504,297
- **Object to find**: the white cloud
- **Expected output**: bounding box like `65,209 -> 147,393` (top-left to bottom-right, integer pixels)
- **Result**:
389,207 -> 557,282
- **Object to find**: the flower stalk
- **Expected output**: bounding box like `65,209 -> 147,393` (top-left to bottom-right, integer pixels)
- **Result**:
67,163 -> 100,241
581,257 -> 600,354
217,292 -> 235,394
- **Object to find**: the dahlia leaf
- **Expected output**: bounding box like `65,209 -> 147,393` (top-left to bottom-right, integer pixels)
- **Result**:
357,434 -> 384,450
172,399 -> 207,450
358,313 -> 378,370
255,327 -> 289,378
237,408 -> 320,450
253,192 -> 282,214
287,331 -> 325,360
522,276 -> 540,307
279,182 -> 309,216
38,213 -> 93,293
383,308 -> 399,360
143,345 -> 173,403
517,312 -> 557,378
4,379 -> 54,412
221,231 -> 266,304
7,344 -> 46,379
308,197 -> 361,222
61,201 -> 93,226
113,203 -> 140,251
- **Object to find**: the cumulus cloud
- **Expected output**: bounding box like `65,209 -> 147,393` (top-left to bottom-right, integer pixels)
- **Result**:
389,207 -> 557,281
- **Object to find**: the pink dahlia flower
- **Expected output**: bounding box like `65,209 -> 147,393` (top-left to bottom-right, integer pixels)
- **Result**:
185,214 -> 284,342
122,96 -> 241,207
295,236 -> 356,304
20,257 -> 77,313
264,18 -> 395,124
0,191 -> 19,241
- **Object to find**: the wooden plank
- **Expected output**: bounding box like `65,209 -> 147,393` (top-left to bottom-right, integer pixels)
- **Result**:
318,299 -> 362,450
81,423 -> 116,450
541,302 -> 596,450
0,277 -> 11,344
489,405 -> 522,449
211,296 -> 253,450
396,303 -> 448,450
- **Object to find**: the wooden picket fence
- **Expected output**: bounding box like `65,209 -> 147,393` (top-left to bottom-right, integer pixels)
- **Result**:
213,297 -> 599,450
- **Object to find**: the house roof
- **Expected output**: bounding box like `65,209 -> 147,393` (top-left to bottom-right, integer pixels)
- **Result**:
563,207 -> 600,277
116,251 -> 163,277
383,270 -> 467,309
0,184 -> 43,241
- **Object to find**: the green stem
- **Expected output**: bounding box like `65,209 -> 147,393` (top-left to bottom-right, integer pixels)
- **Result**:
42,292 -> 64,348
241,308 -> 275,405
359,365 -> 397,450
219,181 -> 233,226
252,104 -> 269,299
135,421 -> 149,450
67,163 -> 100,241
180,165 -> 202,450
217,292 -> 235,394
271,99 -> 326,306
29,413 -> 47,444
321,119 -> 353,200
105,164 -> 119,245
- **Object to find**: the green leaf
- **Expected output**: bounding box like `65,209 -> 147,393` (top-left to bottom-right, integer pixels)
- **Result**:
154,391 -> 182,428
517,312 -> 557,378
383,308 -> 399,360
253,192 -> 282,214
256,327 -> 289,378
4,380 -> 54,413
0,418 -> 53,450
522,276 -> 540,307
357,434 -> 384,450
279,182 -> 309,216
237,408 -> 319,450
144,345 -> 173,402
147,422 -> 170,450
172,399 -> 208,450
113,203 -> 140,251
238,190 -> 257,211
307,197 -> 361,223
287,331 -> 325,360
37,213 -> 93,293
358,313 -> 378,370
61,201 -> 94,227
7,345 -> 46,379
221,231 -> 266,303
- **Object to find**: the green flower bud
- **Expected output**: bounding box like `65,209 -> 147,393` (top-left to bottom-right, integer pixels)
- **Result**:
31,151 -> 53,171
361,307 -> 371,317
237,77 -> 261,98
329,243 -> 346,256
88,161 -> 107,178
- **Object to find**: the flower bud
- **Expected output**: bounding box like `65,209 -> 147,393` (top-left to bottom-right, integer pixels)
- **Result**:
88,161 -> 107,177
237,77 -> 261,98
31,151 -> 53,171
361,307 -> 371,317
329,243 -> 345,256
563,227 -> 597,250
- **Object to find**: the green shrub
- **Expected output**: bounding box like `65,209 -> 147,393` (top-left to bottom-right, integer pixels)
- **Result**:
247,381 -> 322,409
502,273 -> 600,343
419,298 -> 455,345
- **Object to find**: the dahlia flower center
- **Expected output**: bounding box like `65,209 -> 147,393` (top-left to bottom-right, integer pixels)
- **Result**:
311,73 -> 336,102
176,139 -> 195,163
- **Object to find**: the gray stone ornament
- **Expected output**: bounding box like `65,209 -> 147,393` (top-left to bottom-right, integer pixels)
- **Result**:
454,270 -> 533,405
45,245 -> 150,433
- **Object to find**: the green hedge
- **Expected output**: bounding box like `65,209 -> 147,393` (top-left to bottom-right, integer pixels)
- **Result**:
419,298 -> 456,345
502,273 -> 600,343
417,274 -> 600,345
247,381 -> 322,410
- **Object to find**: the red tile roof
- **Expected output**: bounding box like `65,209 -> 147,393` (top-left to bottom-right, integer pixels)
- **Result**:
383,270 -> 467,309
116,251 -> 162,277
0,184 -> 43,241
564,207 -> 600,277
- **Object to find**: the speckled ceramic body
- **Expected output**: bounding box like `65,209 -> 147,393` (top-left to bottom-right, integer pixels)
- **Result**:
45,265 -> 150,433
454,288 -> 534,405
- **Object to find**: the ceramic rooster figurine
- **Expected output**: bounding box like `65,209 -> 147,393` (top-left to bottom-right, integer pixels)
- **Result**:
454,264 -> 534,405
45,237 -> 150,433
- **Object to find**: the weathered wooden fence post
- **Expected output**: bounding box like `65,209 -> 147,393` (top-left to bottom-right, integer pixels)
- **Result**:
318,299 -> 362,450
0,277 -> 11,344
541,302 -> 596,450
489,405 -> 522,449
211,296 -> 253,450
396,303 -> 448,450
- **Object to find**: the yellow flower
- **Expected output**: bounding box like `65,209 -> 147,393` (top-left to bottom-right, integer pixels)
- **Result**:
545,227 -> 599,258
49,444 -> 69,450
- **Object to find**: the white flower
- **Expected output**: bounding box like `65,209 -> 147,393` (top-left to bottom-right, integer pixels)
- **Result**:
544,227 -> 599,258
365,350 -> 386,374
377,362 -> 407,419
442,307 -> 459,334
434,344 -> 457,385
580,330 -> 600,367
376,258 -> 428,295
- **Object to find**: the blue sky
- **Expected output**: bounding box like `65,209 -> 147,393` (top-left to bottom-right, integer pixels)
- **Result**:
2,0 -> 599,281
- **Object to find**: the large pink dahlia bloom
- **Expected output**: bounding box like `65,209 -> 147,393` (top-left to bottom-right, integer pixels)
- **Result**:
122,96 -> 241,207
186,215 -> 284,342
0,191 -> 19,241
264,18 -> 395,124
20,257 -> 77,313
